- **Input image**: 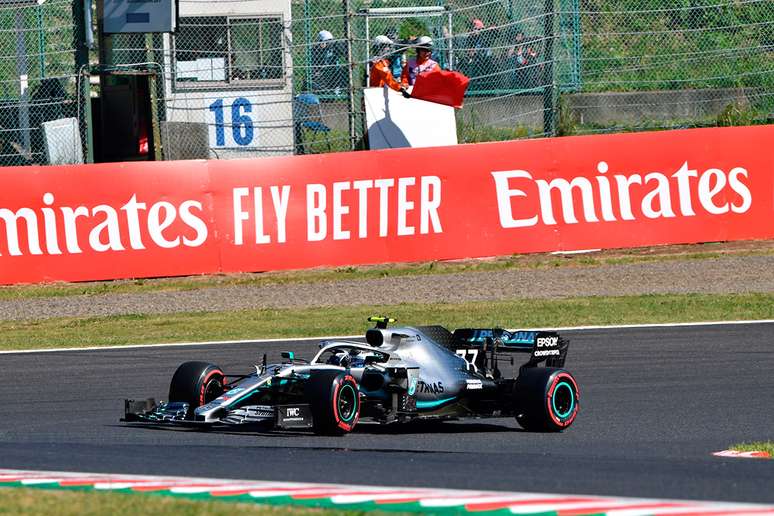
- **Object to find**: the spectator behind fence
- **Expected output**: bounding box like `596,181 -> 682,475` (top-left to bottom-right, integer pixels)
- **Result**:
463,18 -> 495,90
370,35 -> 411,98
385,28 -> 405,79
506,31 -> 540,90
311,30 -> 346,95
401,36 -> 439,87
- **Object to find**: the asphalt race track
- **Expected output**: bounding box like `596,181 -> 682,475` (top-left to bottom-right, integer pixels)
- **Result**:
1,323 -> 773,503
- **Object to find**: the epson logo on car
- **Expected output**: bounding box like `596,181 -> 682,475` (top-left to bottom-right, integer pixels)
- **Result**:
537,336 -> 559,348
286,407 -> 300,417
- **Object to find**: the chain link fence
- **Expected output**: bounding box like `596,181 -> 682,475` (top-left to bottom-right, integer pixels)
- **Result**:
565,0 -> 774,135
0,0 -> 87,167
0,0 -> 771,166
287,0 -> 574,147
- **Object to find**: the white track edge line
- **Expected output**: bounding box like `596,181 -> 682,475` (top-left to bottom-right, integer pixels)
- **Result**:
2,319 -> 773,355
528,319 -> 774,332
0,335 -> 361,355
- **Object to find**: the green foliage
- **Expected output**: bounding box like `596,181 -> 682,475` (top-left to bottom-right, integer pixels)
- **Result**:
456,109 -> 532,143
556,95 -> 579,136
0,0 -> 77,96
398,19 -> 430,40
2,292 -> 774,350
716,102 -> 758,127
297,128 -> 352,154
579,0 -> 774,92
457,121 -> 532,143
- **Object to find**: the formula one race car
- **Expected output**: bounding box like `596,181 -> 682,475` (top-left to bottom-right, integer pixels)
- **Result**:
124,317 -> 579,435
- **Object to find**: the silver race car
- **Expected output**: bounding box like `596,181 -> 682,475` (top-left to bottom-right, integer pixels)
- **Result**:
124,317 -> 579,435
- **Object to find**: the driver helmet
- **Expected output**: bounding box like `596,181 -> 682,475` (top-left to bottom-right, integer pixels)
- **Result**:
327,351 -> 348,366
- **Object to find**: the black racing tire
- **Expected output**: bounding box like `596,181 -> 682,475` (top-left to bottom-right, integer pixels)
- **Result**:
168,361 -> 226,418
514,367 -> 579,432
305,370 -> 360,435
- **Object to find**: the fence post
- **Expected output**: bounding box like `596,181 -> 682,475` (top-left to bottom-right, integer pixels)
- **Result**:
37,3 -> 46,78
343,0 -> 356,151
145,34 -> 162,161
73,0 -> 94,163
543,0 -> 556,136
14,10 -> 31,156
571,0 -> 582,91
304,0 -> 312,92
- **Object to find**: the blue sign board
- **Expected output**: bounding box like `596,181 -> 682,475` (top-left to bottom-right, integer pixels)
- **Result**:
104,0 -> 176,34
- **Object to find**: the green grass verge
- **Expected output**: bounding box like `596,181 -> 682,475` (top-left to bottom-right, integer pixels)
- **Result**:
0,487 -> 373,516
3,293 -> 773,351
1,244 -> 771,301
730,442 -> 774,457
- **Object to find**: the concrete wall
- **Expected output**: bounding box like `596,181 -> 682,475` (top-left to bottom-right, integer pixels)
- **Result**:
319,87 -> 754,133
567,88 -> 751,126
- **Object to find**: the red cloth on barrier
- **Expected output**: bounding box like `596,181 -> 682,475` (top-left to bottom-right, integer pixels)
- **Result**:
410,69 -> 470,108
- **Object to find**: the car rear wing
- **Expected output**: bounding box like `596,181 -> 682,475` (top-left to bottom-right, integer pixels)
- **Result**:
452,328 -> 569,368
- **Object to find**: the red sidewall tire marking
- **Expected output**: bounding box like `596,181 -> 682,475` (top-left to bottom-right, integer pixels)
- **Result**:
332,375 -> 359,432
199,369 -> 224,406
546,373 -> 579,428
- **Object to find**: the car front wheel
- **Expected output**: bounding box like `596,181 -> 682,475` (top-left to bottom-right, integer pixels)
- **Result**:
168,361 -> 226,419
305,370 -> 360,435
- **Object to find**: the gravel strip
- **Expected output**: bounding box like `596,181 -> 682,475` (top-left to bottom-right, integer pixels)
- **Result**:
1,255 -> 772,322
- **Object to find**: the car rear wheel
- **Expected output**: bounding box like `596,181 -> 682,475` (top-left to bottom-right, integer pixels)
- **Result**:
168,361 -> 226,419
305,370 -> 360,435
514,367 -> 579,432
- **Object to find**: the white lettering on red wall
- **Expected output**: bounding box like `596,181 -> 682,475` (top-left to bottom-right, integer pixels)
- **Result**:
0,125 -> 770,284
0,193 -> 208,257
492,161 -> 752,229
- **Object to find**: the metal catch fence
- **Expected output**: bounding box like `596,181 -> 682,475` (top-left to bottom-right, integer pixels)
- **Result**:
0,0 -> 87,167
0,0 -> 771,166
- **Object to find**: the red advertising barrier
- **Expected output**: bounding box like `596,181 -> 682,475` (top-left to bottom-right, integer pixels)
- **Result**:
1,125 -> 773,285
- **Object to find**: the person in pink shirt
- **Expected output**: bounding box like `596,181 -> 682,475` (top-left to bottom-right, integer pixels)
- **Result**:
401,36 -> 439,87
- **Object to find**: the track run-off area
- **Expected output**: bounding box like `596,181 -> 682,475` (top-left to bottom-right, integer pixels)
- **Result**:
1,322 -> 772,509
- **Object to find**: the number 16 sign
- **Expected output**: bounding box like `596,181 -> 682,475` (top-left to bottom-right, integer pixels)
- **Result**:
207,96 -> 258,148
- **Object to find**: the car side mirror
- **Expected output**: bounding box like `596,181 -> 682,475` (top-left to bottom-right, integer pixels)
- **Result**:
281,351 -> 295,362
364,354 -> 388,365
